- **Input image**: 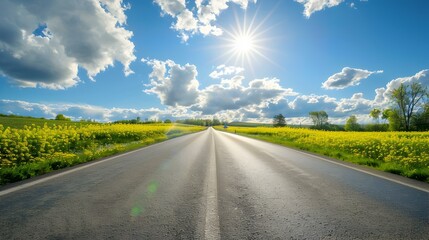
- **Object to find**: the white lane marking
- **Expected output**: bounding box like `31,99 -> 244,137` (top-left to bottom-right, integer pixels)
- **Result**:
215,129 -> 429,194
204,128 -> 220,240
0,132 -> 204,197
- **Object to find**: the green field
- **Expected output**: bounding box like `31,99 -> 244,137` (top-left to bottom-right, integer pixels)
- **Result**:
0,116 -> 98,129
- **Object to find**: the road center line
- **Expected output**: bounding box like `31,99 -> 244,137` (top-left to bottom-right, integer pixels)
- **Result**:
204,129 -> 221,240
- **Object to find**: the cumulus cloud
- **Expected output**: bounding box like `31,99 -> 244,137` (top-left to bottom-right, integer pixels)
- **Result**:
295,0 -> 344,18
209,65 -> 244,79
154,0 -> 256,41
0,0 -> 136,89
154,0 -> 186,16
374,69 -> 429,107
195,76 -> 297,114
143,58 -> 296,117
287,94 -> 338,117
322,67 -> 383,90
143,59 -> 201,107
335,92 -> 373,113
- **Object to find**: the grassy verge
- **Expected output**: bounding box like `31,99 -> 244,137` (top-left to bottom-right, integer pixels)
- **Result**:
0,124 -> 205,185
216,127 -> 429,183
0,116 -> 99,129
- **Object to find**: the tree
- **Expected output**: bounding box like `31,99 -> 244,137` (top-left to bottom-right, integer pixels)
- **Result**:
273,114 -> 286,127
212,119 -> 221,126
345,115 -> 361,131
384,109 -> 402,131
369,108 -> 381,123
55,114 -> 70,121
390,82 -> 428,131
309,111 -> 328,129
381,109 -> 391,123
164,119 -> 172,123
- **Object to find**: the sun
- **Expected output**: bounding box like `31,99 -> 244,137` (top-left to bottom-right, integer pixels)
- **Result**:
233,33 -> 255,54
216,10 -> 275,71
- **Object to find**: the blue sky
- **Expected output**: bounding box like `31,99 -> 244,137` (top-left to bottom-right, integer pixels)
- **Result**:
0,0 -> 428,123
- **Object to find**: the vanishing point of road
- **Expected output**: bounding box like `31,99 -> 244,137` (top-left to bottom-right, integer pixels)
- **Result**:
1,128 -> 428,239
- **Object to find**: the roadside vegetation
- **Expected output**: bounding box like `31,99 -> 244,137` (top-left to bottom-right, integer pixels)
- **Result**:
0,114 -> 99,129
215,126 -> 429,183
0,119 -> 205,185
217,82 -> 429,183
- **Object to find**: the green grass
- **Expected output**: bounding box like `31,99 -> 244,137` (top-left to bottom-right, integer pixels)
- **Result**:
227,122 -> 272,127
0,116 -> 98,129
226,131 -> 429,183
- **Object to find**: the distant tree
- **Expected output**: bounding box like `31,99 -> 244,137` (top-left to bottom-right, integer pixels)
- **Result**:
273,114 -> 286,127
369,108 -> 381,123
55,114 -> 70,121
345,115 -> 361,131
390,82 -> 428,131
164,119 -> 172,123
309,111 -> 328,129
212,119 -> 221,126
136,117 -> 141,123
381,109 -> 391,123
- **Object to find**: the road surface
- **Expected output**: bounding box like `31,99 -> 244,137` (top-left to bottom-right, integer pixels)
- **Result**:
0,128 -> 428,239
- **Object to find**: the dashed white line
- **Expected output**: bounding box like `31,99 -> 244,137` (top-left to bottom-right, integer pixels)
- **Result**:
204,129 -> 221,240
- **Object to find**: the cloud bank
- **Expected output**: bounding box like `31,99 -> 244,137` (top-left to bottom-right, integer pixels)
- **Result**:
143,59 -> 297,116
0,0 -> 136,89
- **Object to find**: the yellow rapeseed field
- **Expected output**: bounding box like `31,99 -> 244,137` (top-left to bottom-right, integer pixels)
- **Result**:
218,126 -> 429,180
0,123 -> 204,168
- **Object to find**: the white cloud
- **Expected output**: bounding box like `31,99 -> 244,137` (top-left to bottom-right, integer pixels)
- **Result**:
295,0 -> 344,18
194,76 -> 297,114
322,67 -> 383,90
174,9 -> 199,32
143,59 -> 201,107
374,69 -> 429,107
335,92 -> 373,114
154,0 -> 186,16
0,0 -> 136,89
261,92 -> 377,123
209,65 -> 244,79
154,0 -> 256,41
288,94 -> 338,117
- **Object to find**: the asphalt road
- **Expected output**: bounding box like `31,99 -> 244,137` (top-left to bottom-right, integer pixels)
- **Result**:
0,128 -> 428,239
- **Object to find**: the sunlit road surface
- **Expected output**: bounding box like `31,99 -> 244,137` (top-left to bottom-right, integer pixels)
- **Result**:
0,128 -> 428,239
